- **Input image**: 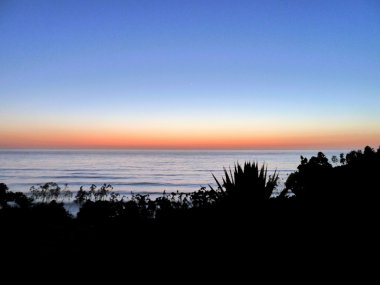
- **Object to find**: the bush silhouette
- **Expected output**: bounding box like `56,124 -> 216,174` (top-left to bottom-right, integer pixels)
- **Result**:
0,183 -> 32,209
282,146 -> 380,206
282,152 -> 333,202
30,182 -> 72,203
213,162 -> 279,206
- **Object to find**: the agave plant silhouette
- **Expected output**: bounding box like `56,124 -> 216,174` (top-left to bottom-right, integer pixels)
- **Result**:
213,162 -> 279,202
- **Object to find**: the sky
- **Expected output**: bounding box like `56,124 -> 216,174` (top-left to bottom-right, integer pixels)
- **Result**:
1,0 -> 379,149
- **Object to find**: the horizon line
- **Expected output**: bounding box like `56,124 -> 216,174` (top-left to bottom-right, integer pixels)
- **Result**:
0,146 -> 369,151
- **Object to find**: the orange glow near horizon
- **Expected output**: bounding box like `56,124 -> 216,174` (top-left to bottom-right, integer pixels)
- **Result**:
1,126 -> 379,150
1,1 -> 380,152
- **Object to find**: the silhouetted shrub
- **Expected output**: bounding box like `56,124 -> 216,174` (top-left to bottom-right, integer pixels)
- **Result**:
0,183 -> 32,209
282,152 -> 333,202
30,200 -> 72,222
282,146 -> 380,207
213,162 -> 279,206
74,184 -> 119,205
30,182 -> 72,203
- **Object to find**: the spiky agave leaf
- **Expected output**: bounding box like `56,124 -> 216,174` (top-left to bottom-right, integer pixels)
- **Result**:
212,174 -> 224,192
222,167 -> 234,191
212,161 -> 279,201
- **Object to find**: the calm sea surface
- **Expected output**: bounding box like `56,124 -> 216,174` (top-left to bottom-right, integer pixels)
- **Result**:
0,149 -> 346,194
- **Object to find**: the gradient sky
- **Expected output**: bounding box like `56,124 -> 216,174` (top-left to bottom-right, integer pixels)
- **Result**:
1,0 -> 379,149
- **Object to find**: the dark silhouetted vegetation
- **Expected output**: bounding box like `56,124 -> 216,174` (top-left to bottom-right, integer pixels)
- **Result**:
1,146 -> 379,265
0,182 -> 33,209
281,146 -> 380,207
30,182 -> 72,203
213,161 -> 278,205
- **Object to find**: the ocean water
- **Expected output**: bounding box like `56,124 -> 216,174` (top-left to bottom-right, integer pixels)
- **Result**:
0,149 -> 346,195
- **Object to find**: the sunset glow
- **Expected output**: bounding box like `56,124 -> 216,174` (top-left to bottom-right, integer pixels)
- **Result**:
1,123 -> 378,149
1,1 -> 379,149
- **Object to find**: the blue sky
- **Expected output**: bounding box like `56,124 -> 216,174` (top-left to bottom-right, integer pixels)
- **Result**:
1,0 -> 379,148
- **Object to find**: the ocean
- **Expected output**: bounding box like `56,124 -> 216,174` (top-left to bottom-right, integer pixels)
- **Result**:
0,149 -> 346,195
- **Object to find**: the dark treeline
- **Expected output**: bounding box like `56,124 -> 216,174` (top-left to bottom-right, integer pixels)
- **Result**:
1,146 -> 379,267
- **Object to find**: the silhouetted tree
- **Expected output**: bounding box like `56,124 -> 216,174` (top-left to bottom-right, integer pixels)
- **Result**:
282,146 -> 380,207
283,152 -> 333,202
